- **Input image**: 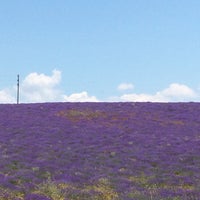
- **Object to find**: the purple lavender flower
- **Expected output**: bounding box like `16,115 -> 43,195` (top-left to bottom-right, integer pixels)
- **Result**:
0,102 -> 200,198
25,193 -> 51,200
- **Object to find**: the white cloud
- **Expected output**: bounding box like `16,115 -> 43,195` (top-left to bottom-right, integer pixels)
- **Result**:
118,83 -> 134,91
3,69 -> 98,103
0,70 -> 199,103
63,91 -> 99,102
22,69 -> 61,88
119,83 -> 198,102
21,70 -> 62,102
19,70 -> 99,103
0,89 -> 15,103
120,93 -> 164,102
160,83 -> 196,98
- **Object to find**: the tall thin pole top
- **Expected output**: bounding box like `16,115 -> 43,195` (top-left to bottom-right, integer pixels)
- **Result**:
17,74 -> 19,104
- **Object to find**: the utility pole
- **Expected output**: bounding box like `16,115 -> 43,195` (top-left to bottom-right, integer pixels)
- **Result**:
17,74 -> 19,104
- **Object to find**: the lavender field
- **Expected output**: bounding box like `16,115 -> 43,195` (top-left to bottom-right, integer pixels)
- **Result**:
0,102 -> 200,199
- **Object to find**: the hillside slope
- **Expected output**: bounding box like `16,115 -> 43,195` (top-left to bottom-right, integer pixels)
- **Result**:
0,102 -> 200,199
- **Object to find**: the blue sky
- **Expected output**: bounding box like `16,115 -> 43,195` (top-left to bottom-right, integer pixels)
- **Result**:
1,0 -> 200,103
